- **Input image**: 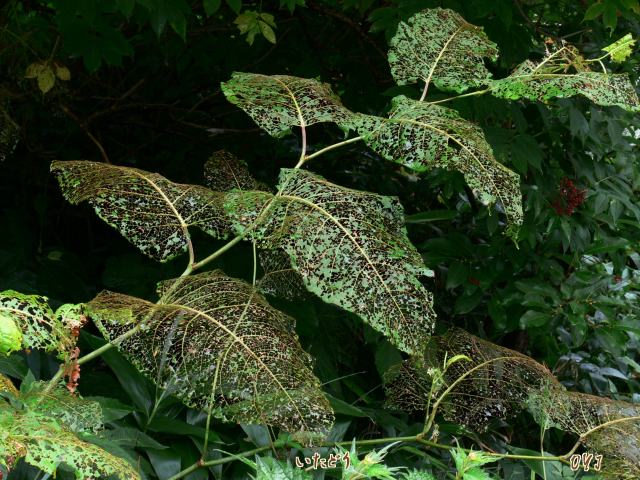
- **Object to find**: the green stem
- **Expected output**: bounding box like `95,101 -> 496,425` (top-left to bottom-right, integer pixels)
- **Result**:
167,432 -> 573,480
167,445 -> 272,480
191,234 -> 247,272
303,136 -> 364,162
428,88 -> 491,105
42,324 -> 145,395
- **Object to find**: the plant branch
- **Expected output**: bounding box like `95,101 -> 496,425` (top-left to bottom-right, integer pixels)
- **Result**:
428,88 -> 491,105
42,324 -> 145,395
303,135 -> 364,162
168,431 -> 574,480
59,104 -> 111,164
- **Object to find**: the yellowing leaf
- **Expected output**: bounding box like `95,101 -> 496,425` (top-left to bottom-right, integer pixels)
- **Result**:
37,66 -> 56,94
24,62 -> 46,79
0,402 -> 139,480
54,63 -> 71,81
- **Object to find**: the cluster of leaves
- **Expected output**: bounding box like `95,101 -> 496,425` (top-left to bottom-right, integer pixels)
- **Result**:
1,0 -> 640,479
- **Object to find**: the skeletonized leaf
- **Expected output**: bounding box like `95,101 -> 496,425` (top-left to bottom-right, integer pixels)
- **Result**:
0,290 -> 78,358
88,270 -> 334,442
221,72 -> 354,137
225,168 -> 436,355
490,53 -> 640,111
21,382 -> 104,434
384,328 -> 640,479
384,328 -> 554,430
388,8 -> 498,93
204,150 -> 264,191
529,387 -> 640,480
350,96 -> 522,239
51,161 -> 229,262
0,402 -> 139,480
258,249 -> 309,301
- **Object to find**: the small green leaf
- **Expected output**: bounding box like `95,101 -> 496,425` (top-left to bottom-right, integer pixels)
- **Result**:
203,0 -> 222,16
519,309 -> 550,328
602,33 -> 636,63
226,0 -> 242,14
584,2 -> 606,20
259,20 -> 276,44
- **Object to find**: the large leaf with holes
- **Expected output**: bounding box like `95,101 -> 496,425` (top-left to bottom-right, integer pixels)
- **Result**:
384,328 -> 640,479
51,161 -> 229,262
350,96 -> 522,239
204,150 -> 266,191
221,72 -> 354,137
529,387 -> 640,480
388,8 -> 497,94
88,270 -> 333,442
0,290 -> 80,359
490,58 -> 640,111
0,407 -> 139,480
224,168 -> 436,355
384,328 -> 554,430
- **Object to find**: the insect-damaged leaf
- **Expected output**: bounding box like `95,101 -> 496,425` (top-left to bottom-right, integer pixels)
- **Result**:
384,328 -> 553,431
88,270 -> 334,442
204,150 -> 264,192
221,72 -> 354,137
224,168 -> 436,355
51,161 -> 229,262
384,328 -> 640,480
388,8 -> 497,94
258,249 -> 309,301
490,48 -> 640,111
0,404 -> 139,480
529,388 -> 640,480
0,290 -> 80,359
350,96 -> 522,239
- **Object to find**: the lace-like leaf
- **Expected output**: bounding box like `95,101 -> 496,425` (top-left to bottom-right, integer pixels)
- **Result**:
490,59 -> 640,111
51,161 -> 229,262
225,168 -> 436,355
384,328 -> 554,430
204,150 -> 264,191
88,270 -> 333,441
21,382 -> 104,434
351,96 -> 522,239
0,290 -> 77,358
385,328 -> 640,479
258,249 -> 309,301
221,72 -> 354,137
388,8 -> 498,93
0,402 -> 139,480
527,386 -> 640,480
